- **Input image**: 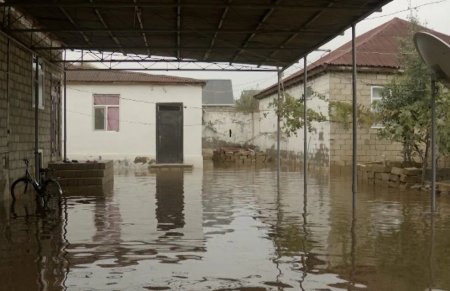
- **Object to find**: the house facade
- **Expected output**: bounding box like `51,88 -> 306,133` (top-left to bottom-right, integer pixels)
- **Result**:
66,70 -> 205,168
254,18 -> 450,166
0,11 -> 63,201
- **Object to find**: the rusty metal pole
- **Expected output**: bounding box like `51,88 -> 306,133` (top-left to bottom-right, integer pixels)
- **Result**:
352,24 -> 358,206
303,56 -> 308,194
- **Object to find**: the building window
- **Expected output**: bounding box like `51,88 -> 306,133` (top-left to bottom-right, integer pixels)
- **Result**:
93,94 -> 120,131
371,86 -> 384,128
32,56 -> 44,109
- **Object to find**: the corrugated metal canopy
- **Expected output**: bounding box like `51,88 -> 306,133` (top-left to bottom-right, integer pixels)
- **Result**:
3,0 -> 393,68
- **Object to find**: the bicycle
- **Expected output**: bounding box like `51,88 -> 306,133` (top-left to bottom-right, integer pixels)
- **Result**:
11,158 -> 63,208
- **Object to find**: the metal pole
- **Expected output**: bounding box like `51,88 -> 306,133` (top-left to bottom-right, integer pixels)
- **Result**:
34,56 -> 40,181
431,78 -> 437,213
303,56 -> 308,194
352,24 -> 358,202
277,69 -> 282,181
63,57 -> 67,162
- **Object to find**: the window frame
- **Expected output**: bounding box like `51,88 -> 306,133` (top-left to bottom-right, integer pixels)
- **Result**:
370,85 -> 384,129
93,94 -> 120,132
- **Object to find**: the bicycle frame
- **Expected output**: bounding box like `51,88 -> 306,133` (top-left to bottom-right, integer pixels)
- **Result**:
23,159 -> 41,192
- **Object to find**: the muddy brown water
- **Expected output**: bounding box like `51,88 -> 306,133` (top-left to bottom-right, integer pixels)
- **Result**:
1,166 -> 450,290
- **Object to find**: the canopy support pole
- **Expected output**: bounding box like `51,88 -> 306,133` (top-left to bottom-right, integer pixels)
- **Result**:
277,68 -> 282,182
63,51 -> 68,162
431,78 -> 437,213
352,24 -> 358,207
34,56 -> 40,181
303,56 -> 308,194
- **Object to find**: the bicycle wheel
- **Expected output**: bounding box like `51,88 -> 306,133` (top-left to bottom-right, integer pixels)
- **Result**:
41,179 -> 63,209
10,177 -> 34,201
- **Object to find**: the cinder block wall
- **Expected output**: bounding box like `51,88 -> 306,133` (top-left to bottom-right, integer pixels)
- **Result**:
329,71 -> 403,166
0,32 -> 62,200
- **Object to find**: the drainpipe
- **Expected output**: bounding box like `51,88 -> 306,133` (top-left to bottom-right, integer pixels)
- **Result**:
352,24 -> 358,207
303,55 -> 308,194
34,56 -> 39,181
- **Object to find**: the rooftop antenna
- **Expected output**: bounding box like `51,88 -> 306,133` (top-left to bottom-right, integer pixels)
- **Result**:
414,32 -> 450,213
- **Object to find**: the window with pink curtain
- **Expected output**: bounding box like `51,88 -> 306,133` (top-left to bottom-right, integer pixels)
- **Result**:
93,94 -> 120,131
107,107 -> 119,131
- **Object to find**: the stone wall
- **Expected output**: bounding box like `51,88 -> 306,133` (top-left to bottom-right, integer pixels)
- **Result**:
329,71 -> 403,166
253,74 -> 331,166
0,33 -> 62,200
202,105 -> 255,148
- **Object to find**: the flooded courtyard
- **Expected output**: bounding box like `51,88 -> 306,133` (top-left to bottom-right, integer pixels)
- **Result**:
1,164 -> 450,291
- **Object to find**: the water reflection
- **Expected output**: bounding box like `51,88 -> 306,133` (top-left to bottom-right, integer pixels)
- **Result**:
156,170 -> 185,231
1,167 -> 450,290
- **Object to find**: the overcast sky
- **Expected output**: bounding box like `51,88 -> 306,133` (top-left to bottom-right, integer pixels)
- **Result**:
156,0 -> 450,98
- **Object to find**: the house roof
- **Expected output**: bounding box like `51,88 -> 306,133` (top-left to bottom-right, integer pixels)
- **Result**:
255,17 -> 450,99
202,80 -> 234,105
66,69 -> 205,85
4,0 -> 393,69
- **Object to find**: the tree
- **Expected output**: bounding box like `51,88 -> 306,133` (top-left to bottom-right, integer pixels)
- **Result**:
375,18 -> 450,183
235,90 -> 259,113
269,92 -> 327,137
328,101 -> 376,130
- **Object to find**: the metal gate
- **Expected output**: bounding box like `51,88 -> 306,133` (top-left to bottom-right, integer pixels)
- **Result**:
156,103 -> 183,163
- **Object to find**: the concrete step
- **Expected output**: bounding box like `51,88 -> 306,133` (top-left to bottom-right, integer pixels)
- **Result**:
48,160 -> 113,170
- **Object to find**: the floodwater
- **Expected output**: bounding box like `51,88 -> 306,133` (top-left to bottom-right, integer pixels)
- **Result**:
1,165 -> 450,291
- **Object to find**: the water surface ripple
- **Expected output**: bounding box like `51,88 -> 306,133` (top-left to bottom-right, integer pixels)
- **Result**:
1,167 -> 450,290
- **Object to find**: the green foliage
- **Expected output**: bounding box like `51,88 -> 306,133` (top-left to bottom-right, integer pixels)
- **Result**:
235,90 -> 259,113
269,92 -> 326,137
375,17 -> 450,180
328,101 -> 377,129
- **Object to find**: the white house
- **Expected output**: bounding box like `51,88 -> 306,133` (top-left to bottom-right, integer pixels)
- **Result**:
66,69 -> 205,168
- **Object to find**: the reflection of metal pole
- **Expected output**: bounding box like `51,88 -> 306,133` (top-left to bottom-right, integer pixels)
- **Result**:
277,69 -> 282,182
299,182 -> 308,290
431,78 -> 437,213
350,206 -> 357,289
351,24 -> 358,202
427,215 -> 435,290
303,56 -> 308,194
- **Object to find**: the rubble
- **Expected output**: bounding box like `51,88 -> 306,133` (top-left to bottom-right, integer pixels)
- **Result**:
212,147 -> 269,165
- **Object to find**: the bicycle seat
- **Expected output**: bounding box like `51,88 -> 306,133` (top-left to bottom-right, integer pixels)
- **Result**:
23,158 -> 29,165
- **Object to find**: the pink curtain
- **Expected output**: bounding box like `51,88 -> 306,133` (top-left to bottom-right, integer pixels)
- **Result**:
94,94 -> 120,105
107,107 -> 119,131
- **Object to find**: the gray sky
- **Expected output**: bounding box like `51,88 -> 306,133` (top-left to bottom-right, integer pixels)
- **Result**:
159,0 -> 450,98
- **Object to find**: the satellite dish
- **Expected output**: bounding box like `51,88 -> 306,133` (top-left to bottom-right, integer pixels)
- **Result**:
414,31 -> 450,88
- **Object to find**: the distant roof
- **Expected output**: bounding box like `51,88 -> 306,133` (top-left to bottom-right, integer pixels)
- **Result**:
255,17 -> 450,99
202,80 -> 234,105
66,69 -> 205,86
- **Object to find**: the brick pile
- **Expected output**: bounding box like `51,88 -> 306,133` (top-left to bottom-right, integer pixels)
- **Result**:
212,147 -> 268,165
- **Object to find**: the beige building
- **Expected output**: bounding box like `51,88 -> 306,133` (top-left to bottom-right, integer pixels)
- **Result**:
0,11 -> 63,201
254,18 -> 450,166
